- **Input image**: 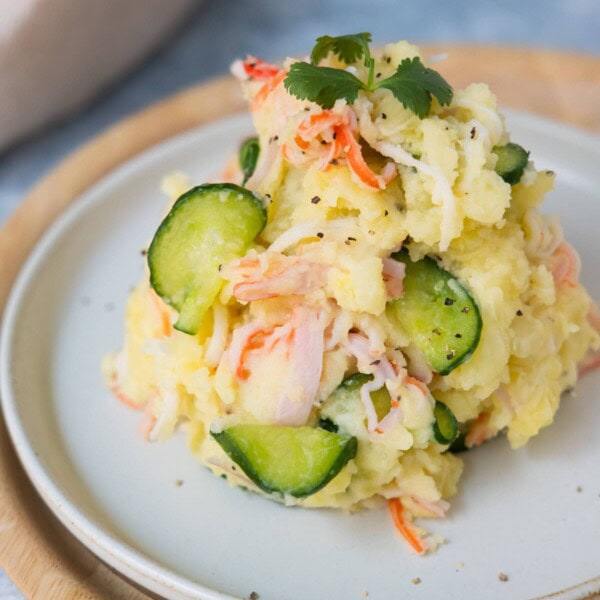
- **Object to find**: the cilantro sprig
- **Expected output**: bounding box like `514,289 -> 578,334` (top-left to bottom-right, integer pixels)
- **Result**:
284,33 -> 453,118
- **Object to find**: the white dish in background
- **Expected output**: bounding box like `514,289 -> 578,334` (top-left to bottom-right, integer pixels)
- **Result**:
1,111 -> 599,600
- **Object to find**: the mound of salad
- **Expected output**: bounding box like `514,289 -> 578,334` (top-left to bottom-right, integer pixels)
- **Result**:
104,33 -> 600,554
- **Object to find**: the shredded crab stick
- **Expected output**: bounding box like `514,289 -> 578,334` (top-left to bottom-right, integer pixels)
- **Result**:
580,307 -> 600,375
251,69 -> 287,111
387,498 -> 427,554
465,411 -> 494,448
344,332 -> 406,433
578,350 -> 600,376
227,307 -> 326,425
382,257 -> 406,298
229,322 -> 276,380
138,405 -> 157,441
409,496 -> 450,519
335,123 -> 397,190
550,242 -> 581,288
282,109 -> 345,171
225,251 -> 328,302
282,107 -> 397,187
149,288 -> 173,337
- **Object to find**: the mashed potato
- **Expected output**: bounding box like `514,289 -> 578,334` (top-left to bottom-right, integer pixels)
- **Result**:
104,38 -> 599,552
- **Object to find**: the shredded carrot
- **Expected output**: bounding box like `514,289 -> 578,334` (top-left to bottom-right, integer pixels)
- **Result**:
251,69 -> 287,110
334,124 -> 396,189
387,498 -> 426,554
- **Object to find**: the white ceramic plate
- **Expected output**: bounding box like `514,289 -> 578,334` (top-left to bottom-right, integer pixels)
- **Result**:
2,111 -> 600,600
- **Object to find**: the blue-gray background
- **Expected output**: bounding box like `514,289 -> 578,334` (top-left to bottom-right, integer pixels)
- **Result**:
0,0 -> 598,595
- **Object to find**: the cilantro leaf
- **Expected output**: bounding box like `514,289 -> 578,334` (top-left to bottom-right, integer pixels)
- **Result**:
311,33 -> 372,66
284,62 -> 365,109
376,57 -> 453,118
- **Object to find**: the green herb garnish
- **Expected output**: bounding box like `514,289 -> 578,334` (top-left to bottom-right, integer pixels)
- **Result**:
285,33 -> 453,118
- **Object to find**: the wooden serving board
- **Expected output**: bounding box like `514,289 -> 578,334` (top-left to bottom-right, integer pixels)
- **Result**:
0,46 -> 599,600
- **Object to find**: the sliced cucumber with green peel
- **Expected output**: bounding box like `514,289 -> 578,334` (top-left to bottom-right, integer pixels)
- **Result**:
239,137 -> 260,184
388,251 -> 482,375
211,425 -> 357,498
335,373 -> 391,421
433,400 -> 459,444
148,183 -> 266,334
492,142 -> 529,185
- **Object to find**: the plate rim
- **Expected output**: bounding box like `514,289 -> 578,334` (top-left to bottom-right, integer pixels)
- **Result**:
1,108 -> 599,600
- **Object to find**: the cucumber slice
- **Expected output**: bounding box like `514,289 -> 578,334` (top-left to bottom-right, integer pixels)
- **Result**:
388,251 -> 482,375
148,184 -> 266,334
321,373 -> 392,431
433,400 -> 459,444
492,142 -> 529,185
239,137 -> 260,184
336,373 -> 391,421
212,425 -> 357,498
318,418 -> 339,433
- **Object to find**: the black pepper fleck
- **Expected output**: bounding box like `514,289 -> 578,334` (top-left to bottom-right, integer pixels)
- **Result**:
376,72 -> 382,78
386,56 -> 391,64
347,236 -> 357,242
444,297 -> 454,306
381,113 -> 387,119
370,360 -> 381,366
432,328 -> 441,336
470,127 -> 477,139
516,309 -> 523,316
311,195 -> 321,204
384,210 -> 389,216
330,159 -> 338,165
316,232 -> 324,239
218,264 -> 223,271
447,351 -> 455,360
461,306 -> 470,313
248,592 -> 260,600
140,248 -> 147,256
455,333 -> 462,338
498,573 -> 509,582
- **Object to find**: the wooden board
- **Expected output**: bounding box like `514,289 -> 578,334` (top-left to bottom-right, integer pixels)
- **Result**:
0,46 -> 599,599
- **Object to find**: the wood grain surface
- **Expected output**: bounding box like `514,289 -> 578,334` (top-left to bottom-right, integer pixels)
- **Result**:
0,46 -> 599,600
